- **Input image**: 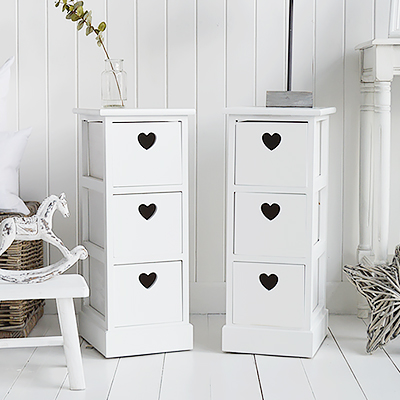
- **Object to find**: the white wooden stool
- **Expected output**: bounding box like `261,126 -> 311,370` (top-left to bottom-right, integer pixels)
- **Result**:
0,274 -> 89,390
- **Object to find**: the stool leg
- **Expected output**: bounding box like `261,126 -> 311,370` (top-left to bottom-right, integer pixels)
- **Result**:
56,298 -> 85,390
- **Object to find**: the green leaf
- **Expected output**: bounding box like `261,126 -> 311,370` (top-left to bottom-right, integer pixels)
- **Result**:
77,20 -> 84,30
62,4 -> 68,11
86,25 -> 94,36
97,39 -> 102,47
66,11 -> 73,19
71,13 -> 80,21
63,0 -> 67,3
83,10 -> 89,20
76,5 -> 83,17
73,1 -> 83,10
98,21 -> 106,32
55,1 -> 61,8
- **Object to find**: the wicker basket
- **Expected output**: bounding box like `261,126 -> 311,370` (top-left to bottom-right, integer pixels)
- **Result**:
0,202 -> 45,338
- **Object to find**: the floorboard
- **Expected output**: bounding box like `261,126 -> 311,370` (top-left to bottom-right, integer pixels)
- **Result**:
3,315 -> 66,400
1,314 -> 396,400
0,314 -> 53,399
108,352 -> 164,400
329,314 -> 400,400
158,315 -> 211,400
57,341 -> 119,400
301,327 -> 366,400
256,353 -> 314,400
207,315 -> 263,400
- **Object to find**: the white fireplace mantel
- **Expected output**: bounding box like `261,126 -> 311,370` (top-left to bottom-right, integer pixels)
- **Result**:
356,39 -> 400,316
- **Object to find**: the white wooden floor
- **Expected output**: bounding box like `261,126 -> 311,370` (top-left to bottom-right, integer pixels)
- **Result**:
1,314 -> 400,399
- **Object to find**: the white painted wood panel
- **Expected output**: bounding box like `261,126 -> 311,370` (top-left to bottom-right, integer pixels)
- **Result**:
78,0 -> 106,109
315,0 -> 344,282
18,0 -> 48,204
195,0 -> 226,284
256,1 -> 286,102
137,0 -> 166,108
226,0 -> 256,107
107,0 -> 136,109
375,0 -> 392,39
48,0 -> 78,264
2,4 -> 17,133
167,0 -> 196,109
343,0 -> 374,271
291,0 -> 314,92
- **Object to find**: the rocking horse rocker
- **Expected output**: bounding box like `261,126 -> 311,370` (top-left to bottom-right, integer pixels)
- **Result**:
0,193 -> 88,283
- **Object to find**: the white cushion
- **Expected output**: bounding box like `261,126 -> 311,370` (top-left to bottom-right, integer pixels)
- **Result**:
0,128 -> 32,215
0,57 -> 15,132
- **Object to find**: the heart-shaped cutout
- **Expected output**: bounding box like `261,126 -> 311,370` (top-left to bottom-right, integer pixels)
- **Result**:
259,273 -> 278,290
261,203 -> 280,220
139,272 -> 157,289
138,132 -> 156,150
262,132 -> 281,151
138,203 -> 157,220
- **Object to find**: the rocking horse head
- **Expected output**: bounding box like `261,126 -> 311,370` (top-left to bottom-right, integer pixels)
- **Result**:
38,193 -> 70,221
57,193 -> 70,218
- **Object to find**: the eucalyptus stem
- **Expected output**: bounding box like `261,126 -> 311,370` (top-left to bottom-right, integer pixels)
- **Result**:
55,0 -> 125,107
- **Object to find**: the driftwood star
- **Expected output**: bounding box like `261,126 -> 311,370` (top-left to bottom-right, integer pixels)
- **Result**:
344,245 -> 400,353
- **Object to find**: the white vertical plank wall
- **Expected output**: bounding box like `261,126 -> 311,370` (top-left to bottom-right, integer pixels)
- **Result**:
315,1 -> 344,284
1,0 -> 399,314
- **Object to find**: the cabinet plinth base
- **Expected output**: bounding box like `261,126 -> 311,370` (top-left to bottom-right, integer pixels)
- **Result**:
222,309 -> 328,358
79,312 -> 193,358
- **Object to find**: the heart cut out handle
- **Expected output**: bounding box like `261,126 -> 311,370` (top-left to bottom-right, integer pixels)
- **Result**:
138,203 -> 157,220
138,132 -> 156,150
262,132 -> 281,151
139,272 -> 157,289
261,203 -> 280,220
259,273 -> 278,290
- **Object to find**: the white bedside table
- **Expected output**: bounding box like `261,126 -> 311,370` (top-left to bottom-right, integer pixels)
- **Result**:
74,108 -> 194,358
222,107 -> 335,358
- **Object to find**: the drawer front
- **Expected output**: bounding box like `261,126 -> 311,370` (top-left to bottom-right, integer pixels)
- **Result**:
234,192 -> 307,258
113,192 -> 182,260
112,121 -> 182,187
235,121 -> 308,187
232,262 -> 305,328
114,261 -> 183,327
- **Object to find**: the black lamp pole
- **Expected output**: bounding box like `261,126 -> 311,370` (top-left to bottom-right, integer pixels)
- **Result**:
287,0 -> 294,92
266,0 -> 312,107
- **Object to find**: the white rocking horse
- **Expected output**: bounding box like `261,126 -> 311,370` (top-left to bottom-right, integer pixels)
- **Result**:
0,193 -> 88,284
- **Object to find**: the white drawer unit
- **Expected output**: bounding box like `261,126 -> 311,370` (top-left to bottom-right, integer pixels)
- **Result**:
222,107 -> 335,358
74,108 -> 194,358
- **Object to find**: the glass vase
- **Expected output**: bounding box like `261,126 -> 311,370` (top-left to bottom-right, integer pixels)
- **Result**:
101,59 -> 127,108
